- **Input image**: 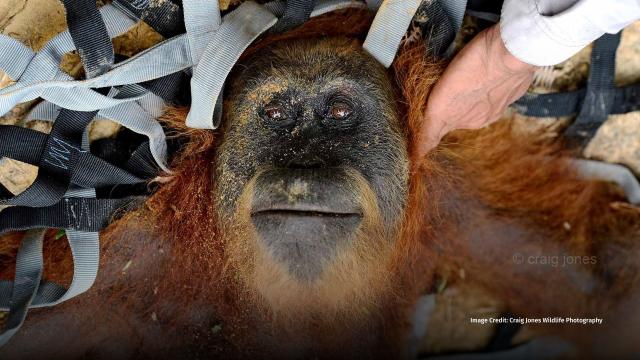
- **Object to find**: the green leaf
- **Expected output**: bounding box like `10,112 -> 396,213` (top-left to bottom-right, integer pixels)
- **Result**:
55,229 -> 66,240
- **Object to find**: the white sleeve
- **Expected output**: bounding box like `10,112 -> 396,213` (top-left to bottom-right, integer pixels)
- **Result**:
500,0 -> 640,66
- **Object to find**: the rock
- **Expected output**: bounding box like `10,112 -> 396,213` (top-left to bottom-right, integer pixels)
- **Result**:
420,285 -> 504,354
585,113 -> 640,176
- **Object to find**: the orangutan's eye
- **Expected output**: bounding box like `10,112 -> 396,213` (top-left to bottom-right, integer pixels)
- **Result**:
263,103 -> 288,121
328,102 -> 353,120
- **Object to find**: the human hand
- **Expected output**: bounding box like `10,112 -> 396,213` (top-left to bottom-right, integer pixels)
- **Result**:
416,24 -> 537,157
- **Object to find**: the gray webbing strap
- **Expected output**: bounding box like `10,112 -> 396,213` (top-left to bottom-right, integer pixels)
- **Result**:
363,0 -> 423,68
310,0 -> 367,17
20,4 -> 135,79
262,0 -> 286,16
0,191 -> 122,307
52,214 -> 101,306
183,0 -> 222,63
260,0 -> 366,19
186,1 -> 278,129
0,230 -> 46,347
0,41 -> 175,113
1,0 -> 113,333
438,0 -> 469,56
94,99 -> 169,172
0,37 -> 35,82
573,159 -> 640,205
0,281 -> 66,309
2,0 -> 420,131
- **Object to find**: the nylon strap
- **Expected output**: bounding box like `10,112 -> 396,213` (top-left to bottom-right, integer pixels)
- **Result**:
414,0 -> 458,58
0,36 -> 35,82
573,159 -> 640,205
261,0 -> 368,27
2,0 -> 155,290
0,281 -> 65,309
440,0 -> 468,46
270,0 -> 318,33
24,87 -> 170,172
0,3 -> 197,114
512,32 -> 639,148
62,0 -> 115,79
186,1 -> 278,128
512,84 -> 640,118
312,0 -> 367,15
0,126 -> 145,188
0,109 -> 98,207
0,197 -> 131,235
0,5 -> 137,114
1,0 -> 124,345
362,0 -> 469,67
564,32 -> 622,145
363,0 -> 423,68
0,195 -> 137,324
1,8 -> 128,204
125,141 -> 161,178
113,0 -> 186,38
0,230 -> 47,347
1,1 -> 367,130
183,0 -> 221,64
139,71 -> 190,105
511,33 -> 640,204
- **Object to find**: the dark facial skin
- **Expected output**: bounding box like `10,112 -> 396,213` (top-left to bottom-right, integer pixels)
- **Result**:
215,37 -> 409,281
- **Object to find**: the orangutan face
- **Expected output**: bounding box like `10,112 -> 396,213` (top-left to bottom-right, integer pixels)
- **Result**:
213,37 -> 408,313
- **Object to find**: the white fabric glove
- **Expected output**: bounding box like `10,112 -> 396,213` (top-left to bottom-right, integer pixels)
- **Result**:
500,0 -> 640,66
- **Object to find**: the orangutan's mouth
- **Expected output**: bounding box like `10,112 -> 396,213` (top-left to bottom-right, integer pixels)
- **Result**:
249,168 -> 364,281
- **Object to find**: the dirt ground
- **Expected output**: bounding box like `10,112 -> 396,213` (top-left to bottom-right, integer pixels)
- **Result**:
0,0 -> 639,355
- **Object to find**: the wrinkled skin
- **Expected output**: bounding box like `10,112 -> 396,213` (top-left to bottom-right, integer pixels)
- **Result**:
417,24 -> 536,155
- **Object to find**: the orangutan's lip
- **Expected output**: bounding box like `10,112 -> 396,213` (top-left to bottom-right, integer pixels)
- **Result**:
250,203 -> 362,217
250,168 -> 364,218
251,209 -> 362,221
